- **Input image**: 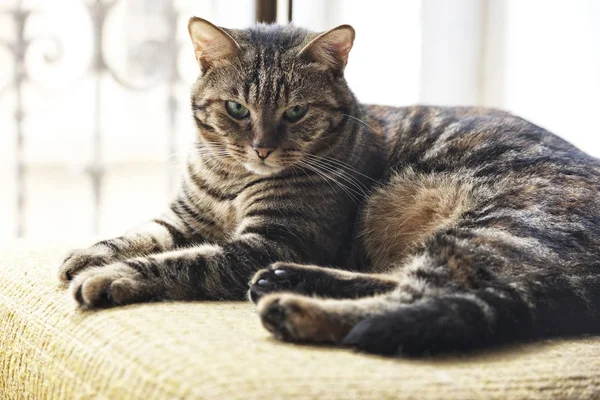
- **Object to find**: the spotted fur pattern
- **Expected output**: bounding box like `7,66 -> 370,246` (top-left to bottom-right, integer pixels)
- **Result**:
59,20 -> 600,356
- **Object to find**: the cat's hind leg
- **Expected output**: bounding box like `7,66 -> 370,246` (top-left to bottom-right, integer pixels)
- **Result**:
249,262 -> 399,303
257,292 -> 391,343
256,247 -> 534,355
257,284 -> 529,355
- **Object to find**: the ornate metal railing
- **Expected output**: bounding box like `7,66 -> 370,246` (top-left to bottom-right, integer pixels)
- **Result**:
0,0 -> 183,237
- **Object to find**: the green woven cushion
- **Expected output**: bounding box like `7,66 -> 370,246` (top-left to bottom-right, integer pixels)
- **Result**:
1,240 -> 599,399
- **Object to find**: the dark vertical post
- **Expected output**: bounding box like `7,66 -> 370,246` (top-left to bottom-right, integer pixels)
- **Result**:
256,0 -> 277,23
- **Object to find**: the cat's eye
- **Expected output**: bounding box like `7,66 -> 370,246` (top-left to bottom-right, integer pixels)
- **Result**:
284,105 -> 308,122
225,101 -> 250,119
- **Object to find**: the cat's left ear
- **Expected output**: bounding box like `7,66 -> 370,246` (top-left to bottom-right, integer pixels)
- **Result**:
188,17 -> 241,73
298,25 -> 355,73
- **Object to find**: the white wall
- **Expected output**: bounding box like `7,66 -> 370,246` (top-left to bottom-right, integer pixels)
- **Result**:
502,0 -> 600,155
293,0 -> 422,107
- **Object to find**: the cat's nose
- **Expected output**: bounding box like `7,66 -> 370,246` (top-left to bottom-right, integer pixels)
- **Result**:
254,147 -> 274,160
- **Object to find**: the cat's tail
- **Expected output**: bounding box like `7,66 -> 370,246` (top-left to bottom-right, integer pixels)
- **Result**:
342,280 -> 598,355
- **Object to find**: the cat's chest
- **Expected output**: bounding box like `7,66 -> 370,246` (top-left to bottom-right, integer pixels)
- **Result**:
199,172 -> 309,239
211,200 -> 239,236
204,178 -> 259,237
221,176 -> 293,234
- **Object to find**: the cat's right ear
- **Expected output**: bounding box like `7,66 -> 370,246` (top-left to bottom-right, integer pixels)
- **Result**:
188,17 -> 241,73
298,25 -> 355,73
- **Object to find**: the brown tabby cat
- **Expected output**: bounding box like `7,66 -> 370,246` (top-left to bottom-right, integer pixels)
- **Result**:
58,17 -> 600,356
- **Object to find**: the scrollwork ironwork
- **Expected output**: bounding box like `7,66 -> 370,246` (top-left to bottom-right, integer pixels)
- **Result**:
1,0 -> 184,237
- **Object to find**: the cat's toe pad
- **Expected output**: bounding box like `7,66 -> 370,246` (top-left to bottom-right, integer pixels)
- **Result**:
249,263 -> 306,303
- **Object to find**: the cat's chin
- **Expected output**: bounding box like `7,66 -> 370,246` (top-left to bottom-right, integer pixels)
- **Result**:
243,162 -> 285,176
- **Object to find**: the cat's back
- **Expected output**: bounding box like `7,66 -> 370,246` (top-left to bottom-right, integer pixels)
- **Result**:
363,104 -> 600,176
358,104 -> 600,270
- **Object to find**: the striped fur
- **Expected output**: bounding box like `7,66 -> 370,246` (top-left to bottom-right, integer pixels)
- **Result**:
255,105 -> 600,355
59,20 -> 600,356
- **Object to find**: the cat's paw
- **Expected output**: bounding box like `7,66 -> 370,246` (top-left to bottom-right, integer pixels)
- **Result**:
249,262 -> 308,303
257,293 -> 347,343
70,263 -> 152,309
58,246 -> 118,284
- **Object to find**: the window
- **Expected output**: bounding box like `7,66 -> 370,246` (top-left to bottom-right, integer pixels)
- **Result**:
1,0 -> 599,239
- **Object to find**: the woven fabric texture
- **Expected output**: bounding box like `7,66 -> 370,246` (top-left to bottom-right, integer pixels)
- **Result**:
1,240 -> 599,399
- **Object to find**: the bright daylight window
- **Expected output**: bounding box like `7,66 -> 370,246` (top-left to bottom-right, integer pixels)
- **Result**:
1,0 -> 599,239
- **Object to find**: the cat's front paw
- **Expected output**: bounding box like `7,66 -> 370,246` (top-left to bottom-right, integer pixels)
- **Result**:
249,262 -> 308,303
58,246 -> 118,284
70,263 -> 152,309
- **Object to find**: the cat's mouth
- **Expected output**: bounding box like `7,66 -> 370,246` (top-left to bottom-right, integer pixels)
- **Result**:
243,162 -> 285,176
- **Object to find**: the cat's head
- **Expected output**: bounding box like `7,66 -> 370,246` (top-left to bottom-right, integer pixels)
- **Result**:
188,17 -> 356,176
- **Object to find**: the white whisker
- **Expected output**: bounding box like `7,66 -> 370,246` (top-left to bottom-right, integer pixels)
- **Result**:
296,160 -> 363,204
304,153 -> 379,183
342,113 -> 373,131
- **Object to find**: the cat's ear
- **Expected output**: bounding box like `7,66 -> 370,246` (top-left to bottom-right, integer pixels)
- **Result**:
188,17 -> 241,73
298,25 -> 355,73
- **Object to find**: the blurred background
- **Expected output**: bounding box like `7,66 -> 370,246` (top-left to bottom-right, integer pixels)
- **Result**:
0,0 -> 599,240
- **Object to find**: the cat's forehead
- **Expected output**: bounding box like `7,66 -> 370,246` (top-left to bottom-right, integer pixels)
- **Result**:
195,24 -> 332,105
229,24 -> 315,56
